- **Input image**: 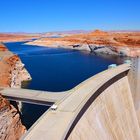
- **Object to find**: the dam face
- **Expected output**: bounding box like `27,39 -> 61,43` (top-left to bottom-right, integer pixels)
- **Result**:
68,76 -> 140,140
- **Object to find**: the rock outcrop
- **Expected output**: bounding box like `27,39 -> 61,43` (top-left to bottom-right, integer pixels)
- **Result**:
89,29 -> 109,36
0,43 -> 8,51
7,55 -> 32,88
0,44 -> 31,88
0,94 -> 26,140
0,43 -> 31,140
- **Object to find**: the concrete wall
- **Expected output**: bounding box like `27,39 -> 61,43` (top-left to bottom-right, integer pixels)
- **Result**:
128,58 -> 140,125
68,76 -> 140,140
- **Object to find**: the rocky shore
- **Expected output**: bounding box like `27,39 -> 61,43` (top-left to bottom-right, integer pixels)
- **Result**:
26,30 -> 140,57
0,43 -> 31,140
8,55 -> 32,88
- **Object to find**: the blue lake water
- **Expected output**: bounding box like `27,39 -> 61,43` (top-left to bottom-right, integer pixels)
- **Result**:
5,42 -> 124,91
5,41 -> 125,129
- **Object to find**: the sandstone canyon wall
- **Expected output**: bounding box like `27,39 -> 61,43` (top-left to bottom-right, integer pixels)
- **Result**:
0,43 -> 31,140
0,94 -> 26,140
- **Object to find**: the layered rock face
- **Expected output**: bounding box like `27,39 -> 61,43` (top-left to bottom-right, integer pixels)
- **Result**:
7,55 -> 32,88
26,30 -> 140,57
0,94 -> 26,140
0,43 -> 8,51
0,44 -> 31,88
0,43 -> 31,140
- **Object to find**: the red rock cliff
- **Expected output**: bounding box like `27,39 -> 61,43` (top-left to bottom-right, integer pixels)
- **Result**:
0,44 -> 31,88
0,43 -> 31,140
0,94 -> 26,140
0,44 -> 8,51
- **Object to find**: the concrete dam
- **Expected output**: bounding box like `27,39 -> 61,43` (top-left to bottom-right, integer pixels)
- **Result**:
1,63 -> 140,140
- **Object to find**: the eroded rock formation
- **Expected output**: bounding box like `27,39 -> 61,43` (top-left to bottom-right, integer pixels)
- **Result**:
0,94 -> 26,140
0,43 -> 8,51
26,30 -> 140,57
0,44 -> 31,88
0,43 -> 31,140
7,55 -> 32,88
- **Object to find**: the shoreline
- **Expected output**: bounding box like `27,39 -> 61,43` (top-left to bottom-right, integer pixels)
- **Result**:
26,41 -> 140,57
26,30 -> 140,57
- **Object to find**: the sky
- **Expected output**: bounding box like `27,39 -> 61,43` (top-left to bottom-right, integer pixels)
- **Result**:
0,0 -> 140,32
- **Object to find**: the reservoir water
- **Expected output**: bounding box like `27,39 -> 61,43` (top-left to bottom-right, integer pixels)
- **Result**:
5,41 -> 125,129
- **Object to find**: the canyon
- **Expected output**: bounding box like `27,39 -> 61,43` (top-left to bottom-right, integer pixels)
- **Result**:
26,30 -> 140,57
0,30 -> 140,140
0,43 -> 31,140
